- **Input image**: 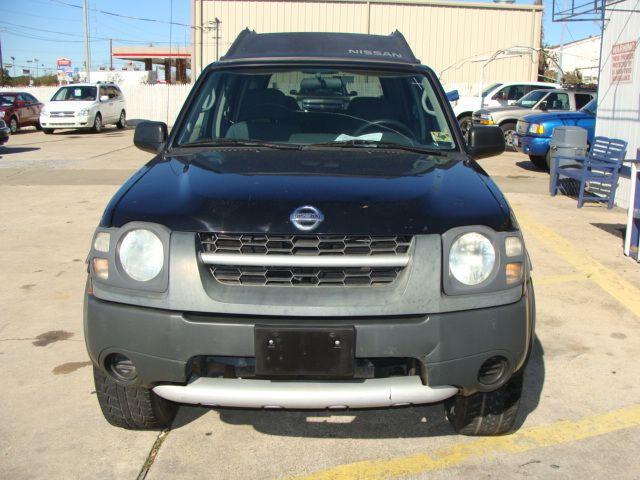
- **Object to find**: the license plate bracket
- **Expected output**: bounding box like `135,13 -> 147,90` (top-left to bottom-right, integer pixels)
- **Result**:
255,325 -> 355,377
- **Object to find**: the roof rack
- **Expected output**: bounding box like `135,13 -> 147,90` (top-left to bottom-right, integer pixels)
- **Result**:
220,29 -> 419,65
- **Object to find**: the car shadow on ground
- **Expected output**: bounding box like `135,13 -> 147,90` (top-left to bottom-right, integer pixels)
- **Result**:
0,146 -> 40,155
171,336 -> 545,439
516,160 -> 546,173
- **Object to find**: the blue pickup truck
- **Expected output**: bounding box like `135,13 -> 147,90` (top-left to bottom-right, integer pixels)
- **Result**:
513,98 -> 596,170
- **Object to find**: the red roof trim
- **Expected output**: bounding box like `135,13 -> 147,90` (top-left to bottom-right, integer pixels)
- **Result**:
112,53 -> 191,58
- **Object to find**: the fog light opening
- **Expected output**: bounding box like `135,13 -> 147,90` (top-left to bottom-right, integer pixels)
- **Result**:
478,356 -> 508,386
106,353 -> 137,382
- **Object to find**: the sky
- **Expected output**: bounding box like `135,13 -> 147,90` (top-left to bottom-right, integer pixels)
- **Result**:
1,0 -> 602,77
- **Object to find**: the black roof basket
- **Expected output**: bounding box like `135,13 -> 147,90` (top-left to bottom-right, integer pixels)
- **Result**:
221,29 -> 419,65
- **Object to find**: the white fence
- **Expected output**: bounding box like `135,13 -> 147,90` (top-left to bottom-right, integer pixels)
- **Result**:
0,84 -> 192,126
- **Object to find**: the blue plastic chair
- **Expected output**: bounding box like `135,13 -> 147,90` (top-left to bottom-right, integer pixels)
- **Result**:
550,136 -> 628,209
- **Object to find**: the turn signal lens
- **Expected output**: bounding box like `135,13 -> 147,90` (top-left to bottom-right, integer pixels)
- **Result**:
505,237 -> 523,257
506,262 -> 523,284
528,123 -> 544,135
92,258 -> 109,280
93,232 -> 110,252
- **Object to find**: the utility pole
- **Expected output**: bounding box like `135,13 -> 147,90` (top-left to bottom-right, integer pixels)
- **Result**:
0,31 -> 4,87
109,38 -> 113,70
556,0 -> 566,83
207,18 -> 222,62
34,58 -> 39,79
83,0 -> 92,82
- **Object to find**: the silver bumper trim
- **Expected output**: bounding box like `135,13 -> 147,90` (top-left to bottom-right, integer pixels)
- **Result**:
153,376 -> 458,409
199,252 -> 410,268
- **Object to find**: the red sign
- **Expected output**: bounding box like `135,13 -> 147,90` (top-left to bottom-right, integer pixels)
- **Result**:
611,41 -> 636,83
56,58 -> 72,67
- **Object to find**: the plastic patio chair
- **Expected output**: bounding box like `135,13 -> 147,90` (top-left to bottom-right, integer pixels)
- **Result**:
549,136 -> 628,209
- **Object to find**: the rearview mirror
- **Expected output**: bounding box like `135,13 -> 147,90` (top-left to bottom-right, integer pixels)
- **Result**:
134,121 -> 168,154
467,126 -> 505,160
446,90 -> 460,102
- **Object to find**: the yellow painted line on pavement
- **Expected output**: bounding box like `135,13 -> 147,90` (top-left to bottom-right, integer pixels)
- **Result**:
515,210 -> 640,319
292,404 -> 640,480
534,273 -> 589,286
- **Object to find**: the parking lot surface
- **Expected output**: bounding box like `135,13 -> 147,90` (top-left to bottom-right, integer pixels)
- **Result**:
1,128 -> 639,479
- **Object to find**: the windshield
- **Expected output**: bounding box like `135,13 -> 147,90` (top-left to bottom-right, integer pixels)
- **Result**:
176,67 -> 456,151
0,95 -> 15,106
52,86 -> 97,101
482,83 -> 502,97
580,98 -> 597,115
515,90 -> 549,108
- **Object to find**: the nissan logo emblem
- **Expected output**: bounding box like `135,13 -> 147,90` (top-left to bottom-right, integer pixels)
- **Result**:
290,205 -> 324,231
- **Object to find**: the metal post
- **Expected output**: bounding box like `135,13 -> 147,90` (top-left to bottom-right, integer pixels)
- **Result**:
83,0 -> 91,82
11,56 -> 15,77
0,32 -> 4,87
556,0 -> 566,83
34,58 -> 39,78
214,18 -> 221,61
109,38 -> 113,70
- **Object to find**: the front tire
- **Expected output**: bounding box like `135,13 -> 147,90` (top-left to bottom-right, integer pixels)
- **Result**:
92,113 -> 103,133
116,110 -> 126,129
529,155 -> 548,171
444,370 -> 524,436
500,122 -> 517,151
93,366 -> 177,430
458,115 -> 472,137
43,128 -> 54,135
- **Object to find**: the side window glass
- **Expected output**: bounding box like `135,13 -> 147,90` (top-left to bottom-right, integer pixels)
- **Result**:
546,93 -> 570,110
18,94 -> 30,103
575,94 -> 592,109
99,87 -> 107,99
507,85 -> 527,100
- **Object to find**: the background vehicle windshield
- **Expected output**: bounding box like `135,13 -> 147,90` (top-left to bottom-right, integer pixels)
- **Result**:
176,68 -> 456,150
581,98 -> 597,115
481,83 -> 502,97
515,90 -> 548,108
0,95 -> 15,106
52,86 -> 97,101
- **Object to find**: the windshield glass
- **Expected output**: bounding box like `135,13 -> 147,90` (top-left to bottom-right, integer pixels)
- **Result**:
515,90 -> 549,108
175,67 -> 456,151
0,95 -> 15,106
481,83 -> 502,97
52,86 -> 97,101
580,98 -> 597,115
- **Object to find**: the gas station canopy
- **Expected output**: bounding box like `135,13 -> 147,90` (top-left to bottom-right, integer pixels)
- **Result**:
111,46 -> 191,83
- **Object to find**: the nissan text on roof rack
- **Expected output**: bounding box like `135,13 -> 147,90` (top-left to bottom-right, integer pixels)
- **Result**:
84,30 -> 536,436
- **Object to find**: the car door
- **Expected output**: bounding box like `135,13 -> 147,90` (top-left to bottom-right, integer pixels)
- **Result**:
16,94 -> 32,124
98,86 -> 115,123
23,94 -> 42,124
110,86 -> 124,120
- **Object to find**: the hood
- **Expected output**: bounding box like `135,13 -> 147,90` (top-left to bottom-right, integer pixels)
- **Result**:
521,110 -> 593,124
46,100 -> 95,112
477,105 -> 526,115
105,149 -> 512,235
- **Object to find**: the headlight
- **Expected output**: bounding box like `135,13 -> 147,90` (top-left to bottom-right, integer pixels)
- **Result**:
478,113 -> 494,125
528,123 -> 544,135
449,232 -> 496,285
77,108 -> 90,117
40,107 -> 49,117
0,111 -> 5,118
118,229 -> 164,281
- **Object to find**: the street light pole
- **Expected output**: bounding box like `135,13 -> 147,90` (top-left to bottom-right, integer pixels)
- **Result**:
83,0 -> 91,82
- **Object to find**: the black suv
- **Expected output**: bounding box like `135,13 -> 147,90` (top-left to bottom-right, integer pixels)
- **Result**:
85,30 -> 535,436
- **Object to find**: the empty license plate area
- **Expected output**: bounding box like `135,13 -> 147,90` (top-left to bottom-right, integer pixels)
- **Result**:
255,325 -> 355,377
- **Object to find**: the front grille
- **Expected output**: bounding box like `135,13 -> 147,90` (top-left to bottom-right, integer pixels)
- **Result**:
50,111 -> 75,117
199,233 -> 413,287
516,121 -> 529,135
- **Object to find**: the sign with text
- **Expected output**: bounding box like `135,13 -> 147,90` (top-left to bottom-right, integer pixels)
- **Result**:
611,41 -> 637,83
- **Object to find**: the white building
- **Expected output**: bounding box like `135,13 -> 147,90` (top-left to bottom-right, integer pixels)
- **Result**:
548,35 -> 601,83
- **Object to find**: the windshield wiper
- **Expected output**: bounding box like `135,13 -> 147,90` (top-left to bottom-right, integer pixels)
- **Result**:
306,139 -> 446,156
176,138 -> 302,150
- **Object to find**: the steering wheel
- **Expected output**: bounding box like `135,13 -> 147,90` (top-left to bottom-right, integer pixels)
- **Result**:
353,119 -> 416,141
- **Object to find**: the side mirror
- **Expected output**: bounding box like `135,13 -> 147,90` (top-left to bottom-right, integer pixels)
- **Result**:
100,95 -> 109,102
134,121 -> 168,154
446,90 -> 460,102
538,101 -> 548,111
467,126 -> 505,160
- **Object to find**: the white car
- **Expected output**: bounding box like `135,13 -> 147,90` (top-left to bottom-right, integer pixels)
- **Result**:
40,83 -> 126,134
450,81 -> 559,134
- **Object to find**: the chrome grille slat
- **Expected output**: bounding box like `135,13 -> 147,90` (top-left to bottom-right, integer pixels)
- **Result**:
198,233 -> 413,287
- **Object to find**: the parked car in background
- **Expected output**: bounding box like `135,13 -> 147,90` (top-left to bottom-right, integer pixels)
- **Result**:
473,88 -> 596,150
40,82 -> 126,134
451,81 -> 560,135
0,92 -> 44,133
0,119 -> 10,145
513,97 -> 597,170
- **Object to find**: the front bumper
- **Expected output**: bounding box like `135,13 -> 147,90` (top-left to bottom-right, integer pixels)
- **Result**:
40,115 -> 91,129
514,134 -> 550,157
85,286 -> 534,402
